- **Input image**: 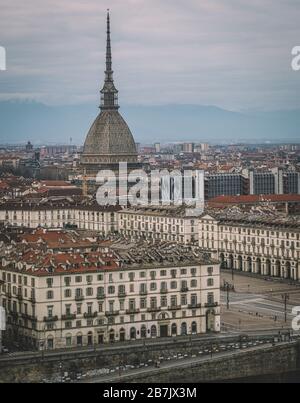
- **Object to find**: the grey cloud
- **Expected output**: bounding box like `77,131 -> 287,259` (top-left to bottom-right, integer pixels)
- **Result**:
0,0 -> 299,110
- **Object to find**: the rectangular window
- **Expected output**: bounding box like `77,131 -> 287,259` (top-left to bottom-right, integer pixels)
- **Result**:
47,290 -> 54,300
170,269 -> 177,278
191,268 -> 197,276
181,295 -> 187,306
207,267 -> 213,275
171,295 -> 177,307
161,296 -> 167,307
191,294 -> 197,306
64,277 -> 71,286
140,298 -> 147,309
207,292 -> 214,304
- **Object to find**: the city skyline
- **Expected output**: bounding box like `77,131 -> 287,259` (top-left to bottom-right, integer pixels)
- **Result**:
0,1 -> 300,385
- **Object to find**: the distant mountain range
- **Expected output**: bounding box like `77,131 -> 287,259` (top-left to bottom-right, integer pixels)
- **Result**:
0,100 -> 299,145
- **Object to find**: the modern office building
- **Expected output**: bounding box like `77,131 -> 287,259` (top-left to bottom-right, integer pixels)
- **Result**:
205,174 -> 248,199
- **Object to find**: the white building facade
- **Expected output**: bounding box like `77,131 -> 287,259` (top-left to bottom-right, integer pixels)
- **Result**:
0,204 -> 119,235
0,249 -> 220,350
118,207 -> 198,244
199,214 -> 300,281
0,204 -> 199,244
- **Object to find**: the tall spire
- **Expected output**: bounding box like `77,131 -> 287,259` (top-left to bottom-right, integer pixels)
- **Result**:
106,10 -> 112,74
100,10 -> 119,110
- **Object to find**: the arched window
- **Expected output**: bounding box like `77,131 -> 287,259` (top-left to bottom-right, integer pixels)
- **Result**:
109,329 -> 115,343
141,325 -> 147,339
191,321 -> 197,334
130,327 -> 136,339
76,333 -> 83,346
171,323 -> 177,336
181,322 -> 187,336
119,328 -> 126,342
47,336 -> 54,350
87,331 -> 93,346
151,325 -> 157,338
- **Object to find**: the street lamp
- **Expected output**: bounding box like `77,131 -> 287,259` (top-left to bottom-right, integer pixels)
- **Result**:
59,361 -> 63,383
225,282 -> 230,310
282,293 -> 290,324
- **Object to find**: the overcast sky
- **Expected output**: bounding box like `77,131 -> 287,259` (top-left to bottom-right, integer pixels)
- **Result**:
0,0 -> 299,110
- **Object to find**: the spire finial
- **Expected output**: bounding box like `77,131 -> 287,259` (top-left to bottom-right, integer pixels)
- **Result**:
106,9 -> 112,73
100,10 -> 119,110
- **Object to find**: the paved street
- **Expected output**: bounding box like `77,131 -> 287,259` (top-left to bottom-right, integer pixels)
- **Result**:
221,271 -> 300,332
80,340 -> 294,383
0,332 -> 247,364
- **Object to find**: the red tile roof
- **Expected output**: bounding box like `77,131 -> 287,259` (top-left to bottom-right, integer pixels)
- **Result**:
5,250 -> 119,276
209,194 -> 300,204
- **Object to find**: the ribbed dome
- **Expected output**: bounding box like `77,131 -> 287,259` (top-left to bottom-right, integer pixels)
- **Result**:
81,12 -> 138,171
83,110 -> 137,157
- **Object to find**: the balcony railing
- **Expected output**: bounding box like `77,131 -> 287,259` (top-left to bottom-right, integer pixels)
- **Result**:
96,294 -> 105,300
105,310 -> 119,316
188,303 -> 202,309
168,305 -> 181,311
84,312 -> 98,319
43,315 -> 58,322
160,289 -> 168,294
118,292 -> 126,298
62,314 -> 76,321
75,295 -> 85,301
147,307 -> 160,312
180,287 -> 189,293
139,290 -> 148,295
